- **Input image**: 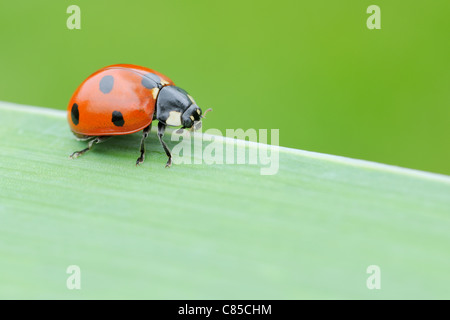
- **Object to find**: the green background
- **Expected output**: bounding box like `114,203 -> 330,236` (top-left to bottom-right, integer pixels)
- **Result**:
0,0 -> 449,175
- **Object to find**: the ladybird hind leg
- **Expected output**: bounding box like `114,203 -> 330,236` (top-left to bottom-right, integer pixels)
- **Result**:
72,132 -> 95,141
136,124 -> 152,166
69,136 -> 111,159
157,122 -> 172,168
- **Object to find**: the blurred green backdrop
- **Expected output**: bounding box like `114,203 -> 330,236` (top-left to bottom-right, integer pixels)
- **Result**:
0,0 -> 448,174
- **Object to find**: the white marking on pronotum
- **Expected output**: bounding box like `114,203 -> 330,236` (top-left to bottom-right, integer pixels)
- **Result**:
188,95 -> 196,104
151,88 -> 159,100
166,111 -> 182,126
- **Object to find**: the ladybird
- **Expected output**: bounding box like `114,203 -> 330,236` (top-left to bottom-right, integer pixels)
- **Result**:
67,64 -> 211,167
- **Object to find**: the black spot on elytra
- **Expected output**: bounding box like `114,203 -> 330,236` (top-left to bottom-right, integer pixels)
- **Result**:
71,103 -> 79,125
99,75 -> 114,94
112,111 -> 125,126
141,73 -> 161,89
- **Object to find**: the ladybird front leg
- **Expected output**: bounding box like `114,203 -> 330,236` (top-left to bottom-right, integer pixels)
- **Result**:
69,136 -> 110,159
136,124 -> 152,166
157,122 -> 172,168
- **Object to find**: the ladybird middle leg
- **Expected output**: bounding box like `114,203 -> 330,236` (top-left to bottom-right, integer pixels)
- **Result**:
136,124 -> 152,166
157,122 -> 172,168
69,136 -> 110,159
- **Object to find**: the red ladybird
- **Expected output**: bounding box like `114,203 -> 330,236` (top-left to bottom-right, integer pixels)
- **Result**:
67,64 -> 210,167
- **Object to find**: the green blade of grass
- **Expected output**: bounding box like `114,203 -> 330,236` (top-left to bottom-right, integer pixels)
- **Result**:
0,101 -> 449,299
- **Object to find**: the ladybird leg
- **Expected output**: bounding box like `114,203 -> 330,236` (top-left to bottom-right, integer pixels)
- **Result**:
175,126 -> 186,134
69,136 -> 110,159
136,124 -> 152,166
157,122 -> 172,168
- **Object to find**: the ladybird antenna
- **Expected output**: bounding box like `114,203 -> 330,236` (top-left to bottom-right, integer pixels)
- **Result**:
200,108 -> 213,119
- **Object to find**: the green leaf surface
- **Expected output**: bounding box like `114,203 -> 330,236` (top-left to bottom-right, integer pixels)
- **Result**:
0,101 -> 449,299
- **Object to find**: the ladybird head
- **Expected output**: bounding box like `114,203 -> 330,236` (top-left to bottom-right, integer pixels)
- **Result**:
181,104 -> 202,129
156,85 -> 209,129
